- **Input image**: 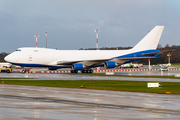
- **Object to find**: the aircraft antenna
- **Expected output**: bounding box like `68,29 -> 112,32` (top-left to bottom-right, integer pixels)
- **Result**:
94,28 -> 100,50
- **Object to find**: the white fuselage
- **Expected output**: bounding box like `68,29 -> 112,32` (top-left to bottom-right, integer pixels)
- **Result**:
5,47 -> 140,67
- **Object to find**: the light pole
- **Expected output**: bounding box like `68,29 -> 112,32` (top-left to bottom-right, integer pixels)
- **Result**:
34,33 -> 39,48
94,29 -> 100,50
148,57 -> 151,69
45,32 -> 48,48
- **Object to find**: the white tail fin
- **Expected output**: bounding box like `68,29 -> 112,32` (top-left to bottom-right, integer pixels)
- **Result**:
132,26 -> 164,50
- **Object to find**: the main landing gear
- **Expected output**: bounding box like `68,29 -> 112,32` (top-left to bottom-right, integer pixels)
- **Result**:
70,70 -> 78,73
81,69 -> 93,73
70,69 -> 93,73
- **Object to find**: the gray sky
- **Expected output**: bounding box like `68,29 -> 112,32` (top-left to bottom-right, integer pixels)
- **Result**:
0,0 -> 180,53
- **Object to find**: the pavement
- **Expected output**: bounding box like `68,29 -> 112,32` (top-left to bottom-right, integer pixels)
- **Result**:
0,68 -> 180,119
0,84 -> 180,120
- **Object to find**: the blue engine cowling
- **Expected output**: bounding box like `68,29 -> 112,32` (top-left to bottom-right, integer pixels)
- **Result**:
72,63 -> 83,70
104,61 -> 116,68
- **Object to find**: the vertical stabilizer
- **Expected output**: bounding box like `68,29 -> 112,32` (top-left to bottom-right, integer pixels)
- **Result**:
132,26 -> 164,50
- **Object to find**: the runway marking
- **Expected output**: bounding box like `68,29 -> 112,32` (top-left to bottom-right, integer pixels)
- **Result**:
0,94 -> 180,115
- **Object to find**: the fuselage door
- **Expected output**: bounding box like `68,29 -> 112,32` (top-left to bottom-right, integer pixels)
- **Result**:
29,55 -> 32,61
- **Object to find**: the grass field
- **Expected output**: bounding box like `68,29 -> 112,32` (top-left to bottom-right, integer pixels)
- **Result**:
171,63 -> 180,65
1,80 -> 180,95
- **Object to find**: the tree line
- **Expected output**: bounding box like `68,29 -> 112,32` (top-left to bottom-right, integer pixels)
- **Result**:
0,52 -> 8,62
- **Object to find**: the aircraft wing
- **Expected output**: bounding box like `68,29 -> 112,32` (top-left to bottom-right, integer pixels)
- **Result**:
57,59 -> 111,66
57,61 -> 82,65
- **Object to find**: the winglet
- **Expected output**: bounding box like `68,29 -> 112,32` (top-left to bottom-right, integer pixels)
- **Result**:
132,26 -> 164,50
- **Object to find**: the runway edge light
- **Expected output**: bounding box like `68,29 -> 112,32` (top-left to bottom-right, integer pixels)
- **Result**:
147,83 -> 162,88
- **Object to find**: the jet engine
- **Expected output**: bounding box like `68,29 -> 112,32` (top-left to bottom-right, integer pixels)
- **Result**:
104,61 -> 117,68
72,63 -> 84,70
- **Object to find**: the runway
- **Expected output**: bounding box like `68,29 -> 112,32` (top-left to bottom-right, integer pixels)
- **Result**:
0,84 -> 180,119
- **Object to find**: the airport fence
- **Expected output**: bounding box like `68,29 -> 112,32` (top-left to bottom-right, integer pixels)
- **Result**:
21,68 -> 180,74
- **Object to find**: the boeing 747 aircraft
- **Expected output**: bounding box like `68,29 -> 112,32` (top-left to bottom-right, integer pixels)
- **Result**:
5,26 -> 164,73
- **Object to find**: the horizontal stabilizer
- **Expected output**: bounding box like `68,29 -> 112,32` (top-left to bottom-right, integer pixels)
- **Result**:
160,49 -> 175,53
141,52 -> 161,56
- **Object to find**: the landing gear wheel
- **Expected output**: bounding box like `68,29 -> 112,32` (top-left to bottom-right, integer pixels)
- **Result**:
81,69 -> 93,73
90,69 -> 93,73
71,70 -> 74,73
82,70 -> 85,73
71,70 -> 78,73
22,70 -> 26,73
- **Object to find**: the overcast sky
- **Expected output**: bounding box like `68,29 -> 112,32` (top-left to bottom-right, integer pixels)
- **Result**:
0,0 -> 180,53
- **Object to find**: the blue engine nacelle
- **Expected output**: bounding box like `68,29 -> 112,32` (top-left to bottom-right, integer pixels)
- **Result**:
72,63 -> 84,70
104,61 -> 116,68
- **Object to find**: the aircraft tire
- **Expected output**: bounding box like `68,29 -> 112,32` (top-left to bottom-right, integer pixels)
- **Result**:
87,70 -> 92,73
71,70 -> 74,73
81,70 -> 85,73
22,70 -> 25,73
81,69 -> 93,73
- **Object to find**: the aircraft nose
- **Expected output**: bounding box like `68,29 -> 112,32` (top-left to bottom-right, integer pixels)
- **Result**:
4,55 -> 11,62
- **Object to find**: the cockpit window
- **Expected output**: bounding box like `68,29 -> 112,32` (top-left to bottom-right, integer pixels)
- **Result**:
15,49 -> 21,51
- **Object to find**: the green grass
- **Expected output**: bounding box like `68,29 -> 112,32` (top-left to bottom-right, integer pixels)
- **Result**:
171,63 -> 180,65
1,80 -> 180,94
